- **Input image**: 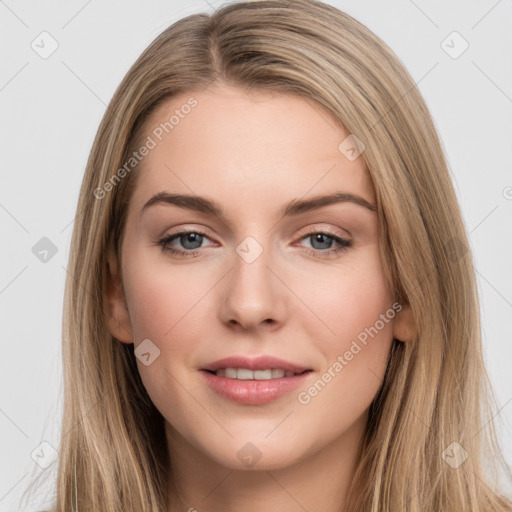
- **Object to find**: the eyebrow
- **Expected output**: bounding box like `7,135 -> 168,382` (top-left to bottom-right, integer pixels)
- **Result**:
140,191 -> 377,219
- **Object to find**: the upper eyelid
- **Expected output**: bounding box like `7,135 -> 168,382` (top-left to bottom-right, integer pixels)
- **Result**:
161,226 -> 350,245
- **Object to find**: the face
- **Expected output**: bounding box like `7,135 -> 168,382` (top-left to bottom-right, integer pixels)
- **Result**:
106,83 -> 410,472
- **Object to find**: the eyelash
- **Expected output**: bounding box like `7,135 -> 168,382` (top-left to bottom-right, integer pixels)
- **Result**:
156,229 -> 353,259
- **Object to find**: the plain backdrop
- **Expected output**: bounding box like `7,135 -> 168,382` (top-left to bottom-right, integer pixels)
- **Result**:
1,0 -> 511,510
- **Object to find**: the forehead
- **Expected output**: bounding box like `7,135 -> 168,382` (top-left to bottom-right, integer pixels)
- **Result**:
128,84 -> 375,221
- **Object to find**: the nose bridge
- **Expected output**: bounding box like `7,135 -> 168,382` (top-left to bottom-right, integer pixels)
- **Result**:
221,233 -> 284,328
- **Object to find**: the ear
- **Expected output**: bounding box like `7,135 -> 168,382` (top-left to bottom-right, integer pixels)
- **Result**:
392,304 -> 417,343
105,242 -> 133,344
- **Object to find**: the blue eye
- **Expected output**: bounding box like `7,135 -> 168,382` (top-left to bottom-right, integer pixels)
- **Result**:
157,230 -> 352,258
158,231 -> 210,258
299,230 -> 352,257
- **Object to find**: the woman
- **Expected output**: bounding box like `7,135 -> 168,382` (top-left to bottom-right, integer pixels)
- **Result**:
26,0 -> 512,510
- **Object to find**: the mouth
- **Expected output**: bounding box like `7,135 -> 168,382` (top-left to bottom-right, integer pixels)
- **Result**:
203,368 -> 312,380
200,355 -> 313,405
201,354 -> 311,375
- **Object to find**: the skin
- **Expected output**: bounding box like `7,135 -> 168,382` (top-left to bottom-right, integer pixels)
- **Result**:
106,83 -> 415,512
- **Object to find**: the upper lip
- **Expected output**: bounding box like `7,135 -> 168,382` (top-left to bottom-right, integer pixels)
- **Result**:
201,355 -> 311,373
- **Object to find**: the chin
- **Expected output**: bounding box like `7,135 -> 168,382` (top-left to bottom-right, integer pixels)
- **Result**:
200,435 -> 308,472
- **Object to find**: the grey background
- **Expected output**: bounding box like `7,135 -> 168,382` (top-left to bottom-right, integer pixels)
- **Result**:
1,0 -> 511,510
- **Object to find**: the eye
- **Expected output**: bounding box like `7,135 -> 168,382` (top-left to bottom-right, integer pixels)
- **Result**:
157,230 -> 213,258
296,230 -> 352,258
156,229 -> 353,259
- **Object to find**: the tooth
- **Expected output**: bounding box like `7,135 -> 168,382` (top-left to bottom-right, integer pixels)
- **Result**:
215,368 -> 298,379
254,369 -> 272,380
225,368 -> 238,378
237,368 -> 253,380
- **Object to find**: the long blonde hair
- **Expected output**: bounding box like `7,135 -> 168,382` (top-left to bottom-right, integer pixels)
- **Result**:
23,0 -> 512,510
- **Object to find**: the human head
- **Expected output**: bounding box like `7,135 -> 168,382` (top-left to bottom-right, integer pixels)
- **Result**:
45,1 -> 511,511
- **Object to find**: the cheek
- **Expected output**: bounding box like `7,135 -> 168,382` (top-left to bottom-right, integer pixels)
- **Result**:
122,246 -> 212,342
121,252 -> 213,417
293,246 -> 393,347
292,248 -> 394,408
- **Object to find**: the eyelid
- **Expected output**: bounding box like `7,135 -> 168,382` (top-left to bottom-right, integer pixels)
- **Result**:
295,223 -> 350,239
157,224 -> 353,260
158,223 -> 350,245
157,223 -> 213,238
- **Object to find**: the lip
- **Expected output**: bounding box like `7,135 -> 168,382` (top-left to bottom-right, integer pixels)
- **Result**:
200,355 -> 313,406
201,355 -> 311,373
201,370 -> 312,405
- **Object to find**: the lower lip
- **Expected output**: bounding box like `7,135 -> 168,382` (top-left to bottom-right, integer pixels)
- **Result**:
201,370 -> 312,405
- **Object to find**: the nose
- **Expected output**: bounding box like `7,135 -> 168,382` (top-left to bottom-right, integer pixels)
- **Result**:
218,239 -> 286,332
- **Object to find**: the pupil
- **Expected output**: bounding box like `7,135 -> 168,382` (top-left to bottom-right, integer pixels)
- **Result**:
312,233 -> 330,249
182,233 -> 202,249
